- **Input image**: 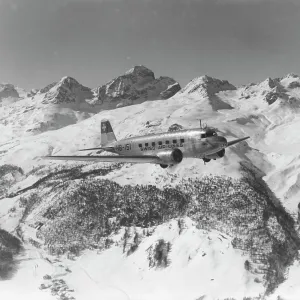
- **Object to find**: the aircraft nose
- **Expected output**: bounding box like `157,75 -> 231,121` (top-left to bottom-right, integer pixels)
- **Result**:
207,136 -> 227,147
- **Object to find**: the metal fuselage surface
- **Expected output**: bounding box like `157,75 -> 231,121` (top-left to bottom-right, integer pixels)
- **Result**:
106,128 -> 227,159
43,120 -> 249,167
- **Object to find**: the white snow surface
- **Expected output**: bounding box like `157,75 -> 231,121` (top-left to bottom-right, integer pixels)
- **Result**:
0,219 -> 265,300
1,73 -> 300,299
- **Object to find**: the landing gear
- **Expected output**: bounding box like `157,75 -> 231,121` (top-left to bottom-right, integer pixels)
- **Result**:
160,164 -> 168,169
203,158 -> 211,165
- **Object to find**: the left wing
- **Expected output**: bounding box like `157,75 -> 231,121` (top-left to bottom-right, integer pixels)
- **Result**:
226,136 -> 250,147
42,155 -> 161,164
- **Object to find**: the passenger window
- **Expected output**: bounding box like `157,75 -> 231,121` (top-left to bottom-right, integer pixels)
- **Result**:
145,143 -> 148,147
166,140 -> 170,144
152,142 -> 155,146
138,144 -> 142,147
180,138 -> 185,143
158,141 -> 162,145
173,140 -> 177,144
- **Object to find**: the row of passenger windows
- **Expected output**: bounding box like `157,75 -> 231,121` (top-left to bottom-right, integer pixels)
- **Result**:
138,139 -> 185,148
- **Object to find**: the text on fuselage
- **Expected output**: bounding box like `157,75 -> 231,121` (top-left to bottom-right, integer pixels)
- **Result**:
140,143 -> 183,151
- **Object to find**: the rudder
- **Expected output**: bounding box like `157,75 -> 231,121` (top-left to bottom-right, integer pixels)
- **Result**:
101,119 -> 117,146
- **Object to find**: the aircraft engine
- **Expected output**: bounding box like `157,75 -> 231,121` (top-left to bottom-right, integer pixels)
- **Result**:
205,149 -> 225,160
157,148 -> 183,166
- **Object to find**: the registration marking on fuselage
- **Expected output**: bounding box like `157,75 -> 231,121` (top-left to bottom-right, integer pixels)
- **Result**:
140,143 -> 184,151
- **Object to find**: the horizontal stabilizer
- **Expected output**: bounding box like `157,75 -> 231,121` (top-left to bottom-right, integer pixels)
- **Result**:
41,155 -> 161,164
227,136 -> 250,147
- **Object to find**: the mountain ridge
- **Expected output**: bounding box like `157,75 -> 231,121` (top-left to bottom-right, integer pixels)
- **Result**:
1,68 -> 300,300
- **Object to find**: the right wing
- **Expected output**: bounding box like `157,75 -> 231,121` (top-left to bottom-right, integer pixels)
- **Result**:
226,136 -> 250,147
42,155 -> 161,164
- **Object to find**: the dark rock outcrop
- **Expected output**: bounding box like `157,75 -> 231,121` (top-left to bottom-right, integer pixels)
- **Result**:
287,81 -> 300,89
0,228 -> 22,280
0,84 -> 19,100
168,123 -> 184,132
160,82 -> 181,99
0,164 -> 24,197
38,82 -> 57,94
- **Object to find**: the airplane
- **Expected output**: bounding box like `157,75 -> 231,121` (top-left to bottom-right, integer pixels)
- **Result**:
42,119 -> 250,168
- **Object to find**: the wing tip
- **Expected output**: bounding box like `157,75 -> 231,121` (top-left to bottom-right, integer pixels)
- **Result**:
227,136 -> 250,147
40,156 -> 53,160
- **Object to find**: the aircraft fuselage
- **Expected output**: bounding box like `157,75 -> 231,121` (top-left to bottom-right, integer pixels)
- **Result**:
42,119 -> 249,167
106,128 -> 227,159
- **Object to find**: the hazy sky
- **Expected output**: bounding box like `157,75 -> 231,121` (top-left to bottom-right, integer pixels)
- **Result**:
0,0 -> 300,90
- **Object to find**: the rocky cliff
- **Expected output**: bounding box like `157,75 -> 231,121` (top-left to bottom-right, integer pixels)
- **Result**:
40,76 -> 94,105
0,83 -> 20,100
89,65 -> 181,109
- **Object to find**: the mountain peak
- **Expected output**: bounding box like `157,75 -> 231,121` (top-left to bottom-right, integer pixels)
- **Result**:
285,73 -> 299,79
90,66 -> 180,108
278,73 -> 300,90
179,75 -> 236,96
59,76 -> 80,86
124,65 -> 155,79
40,76 -> 93,105
259,77 -> 278,89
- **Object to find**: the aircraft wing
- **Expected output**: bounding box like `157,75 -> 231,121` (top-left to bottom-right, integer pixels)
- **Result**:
226,136 -> 250,147
78,146 -> 115,152
42,155 -> 161,164
78,147 -> 105,151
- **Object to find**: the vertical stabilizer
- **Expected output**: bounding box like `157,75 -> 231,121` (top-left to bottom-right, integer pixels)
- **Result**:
101,119 -> 117,146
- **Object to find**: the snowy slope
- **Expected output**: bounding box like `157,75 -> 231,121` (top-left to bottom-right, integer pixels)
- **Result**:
0,217 -> 265,300
66,219 -> 264,300
1,72 -> 300,300
2,73 -> 300,212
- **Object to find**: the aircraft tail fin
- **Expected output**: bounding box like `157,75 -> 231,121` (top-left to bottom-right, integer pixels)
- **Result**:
101,119 -> 117,146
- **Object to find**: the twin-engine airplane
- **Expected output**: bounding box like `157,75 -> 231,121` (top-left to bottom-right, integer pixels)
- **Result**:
43,119 -> 249,168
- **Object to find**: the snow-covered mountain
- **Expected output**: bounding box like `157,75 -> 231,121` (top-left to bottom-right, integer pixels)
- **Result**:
90,65 -> 181,108
1,70 -> 300,300
40,77 -> 94,105
0,67 -> 180,140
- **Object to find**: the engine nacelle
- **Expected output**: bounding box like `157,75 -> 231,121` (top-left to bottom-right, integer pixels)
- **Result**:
157,148 -> 183,165
205,149 -> 225,160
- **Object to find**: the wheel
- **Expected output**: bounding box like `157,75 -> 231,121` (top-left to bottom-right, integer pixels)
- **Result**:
203,158 -> 211,163
160,164 -> 168,169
